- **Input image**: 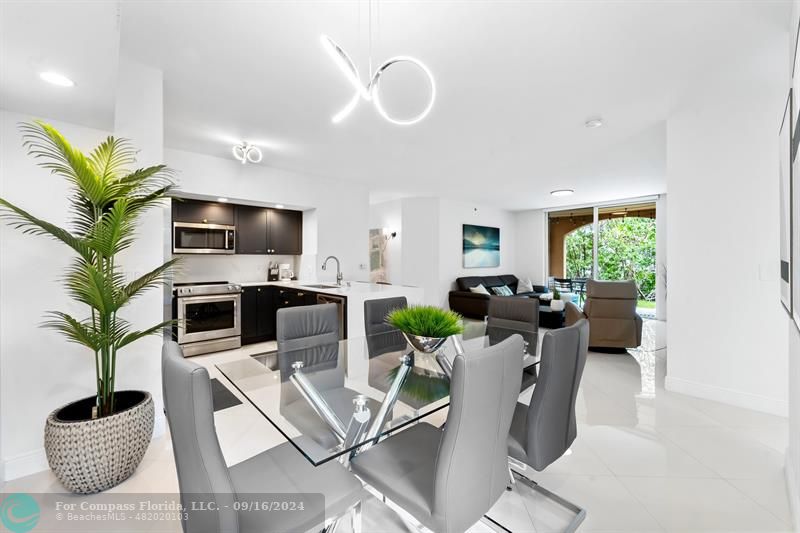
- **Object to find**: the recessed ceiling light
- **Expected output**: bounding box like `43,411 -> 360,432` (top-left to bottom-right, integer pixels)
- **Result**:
550,189 -> 575,197
217,197 -> 228,202
275,204 -> 285,209
39,71 -> 75,87
585,118 -> 604,129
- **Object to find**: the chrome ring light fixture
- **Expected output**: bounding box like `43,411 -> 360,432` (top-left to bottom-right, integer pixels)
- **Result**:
232,142 -> 263,165
320,34 -> 436,126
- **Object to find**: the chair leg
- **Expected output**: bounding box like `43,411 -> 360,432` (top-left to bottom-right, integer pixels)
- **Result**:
509,467 -> 586,533
350,500 -> 362,533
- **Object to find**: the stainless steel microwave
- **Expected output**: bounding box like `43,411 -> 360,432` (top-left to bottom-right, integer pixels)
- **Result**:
173,222 -> 236,254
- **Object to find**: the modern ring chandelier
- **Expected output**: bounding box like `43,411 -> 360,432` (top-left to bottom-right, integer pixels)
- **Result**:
231,142 -> 263,164
320,2 -> 436,126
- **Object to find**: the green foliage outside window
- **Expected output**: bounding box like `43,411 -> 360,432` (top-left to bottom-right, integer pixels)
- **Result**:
564,217 -> 656,301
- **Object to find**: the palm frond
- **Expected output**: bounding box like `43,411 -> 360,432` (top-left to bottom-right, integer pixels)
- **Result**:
116,258 -> 180,308
19,121 -> 109,206
42,312 -> 102,352
0,198 -> 92,261
88,136 -> 136,182
115,319 -> 175,351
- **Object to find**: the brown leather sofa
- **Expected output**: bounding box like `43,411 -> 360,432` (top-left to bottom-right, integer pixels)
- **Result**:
448,275 -> 548,319
565,279 -> 642,349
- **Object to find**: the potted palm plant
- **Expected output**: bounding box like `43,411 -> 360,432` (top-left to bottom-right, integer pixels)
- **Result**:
0,121 -> 178,494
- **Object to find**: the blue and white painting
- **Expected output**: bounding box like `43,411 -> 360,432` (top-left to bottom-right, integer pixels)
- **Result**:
463,224 -> 500,268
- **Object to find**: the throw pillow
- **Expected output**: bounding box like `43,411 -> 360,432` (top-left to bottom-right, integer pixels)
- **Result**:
517,278 -> 534,294
469,284 -> 490,295
490,285 -> 514,296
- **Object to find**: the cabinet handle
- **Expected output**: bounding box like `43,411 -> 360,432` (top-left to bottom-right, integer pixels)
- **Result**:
257,288 -> 261,292
284,301 -> 289,305
297,292 -> 304,297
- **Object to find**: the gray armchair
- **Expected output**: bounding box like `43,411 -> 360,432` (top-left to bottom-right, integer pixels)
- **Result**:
350,335 -> 524,533
565,279 -> 642,349
161,341 -> 364,533
507,319 -> 590,532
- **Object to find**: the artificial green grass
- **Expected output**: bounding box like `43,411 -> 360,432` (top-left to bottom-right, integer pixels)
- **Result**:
386,305 -> 464,337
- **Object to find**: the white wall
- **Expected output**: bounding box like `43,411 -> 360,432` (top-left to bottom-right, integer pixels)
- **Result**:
0,110 -> 114,479
437,198 -> 516,307
369,197 -> 517,307
786,1 -> 800,527
513,209 -> 547,285
665,37 -> 789,415
164,149 -> 371,285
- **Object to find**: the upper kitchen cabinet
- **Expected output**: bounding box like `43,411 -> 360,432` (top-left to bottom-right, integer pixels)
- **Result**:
268,209 -> 303,255
172,199 -> 235,225
236,205 -> 268,254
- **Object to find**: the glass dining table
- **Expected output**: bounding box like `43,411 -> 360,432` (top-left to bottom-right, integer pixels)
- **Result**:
216,322 -> 539,467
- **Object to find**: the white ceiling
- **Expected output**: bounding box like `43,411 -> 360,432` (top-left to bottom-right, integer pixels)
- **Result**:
1,1 -> 791,210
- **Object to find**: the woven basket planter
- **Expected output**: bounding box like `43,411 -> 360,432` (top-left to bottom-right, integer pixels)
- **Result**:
44,390 -> 154,494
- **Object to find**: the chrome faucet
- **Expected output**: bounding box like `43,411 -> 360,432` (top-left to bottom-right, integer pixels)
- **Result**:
321,255 -> 343,286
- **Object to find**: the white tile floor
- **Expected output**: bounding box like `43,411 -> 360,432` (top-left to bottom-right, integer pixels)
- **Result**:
2,320 -> 794,532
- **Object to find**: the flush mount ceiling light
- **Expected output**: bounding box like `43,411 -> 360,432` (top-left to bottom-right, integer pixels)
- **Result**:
232,142 -> 263,165
320,1 -> 435,126
39,71 -> 74,87
585,117 -> 604,129
550,189 -> 575,197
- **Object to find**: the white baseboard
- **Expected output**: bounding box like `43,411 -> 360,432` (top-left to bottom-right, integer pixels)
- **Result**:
665,375 -> 788,417
785,450 -> 800,532
3,448 -> 48,482
3,413 -> 168,482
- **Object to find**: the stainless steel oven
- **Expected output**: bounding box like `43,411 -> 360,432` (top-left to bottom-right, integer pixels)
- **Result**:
175,283 -> 241,356
173,222 -> 236,254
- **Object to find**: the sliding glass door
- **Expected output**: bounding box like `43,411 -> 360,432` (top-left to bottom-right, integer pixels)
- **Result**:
547,201 -> 657,315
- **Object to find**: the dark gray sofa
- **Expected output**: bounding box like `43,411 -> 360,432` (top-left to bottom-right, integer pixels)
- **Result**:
448,275 -> 549,319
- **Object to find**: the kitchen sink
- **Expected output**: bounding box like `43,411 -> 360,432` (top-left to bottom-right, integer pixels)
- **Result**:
303,284 -> 340,289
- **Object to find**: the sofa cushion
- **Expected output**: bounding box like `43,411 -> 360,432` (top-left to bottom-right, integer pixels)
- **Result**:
490,285 -> 514,296
482,276 -> 504,288
456,276 -> 484,291
469,284 -> 490,295
516,278 -> 533,293
498,275 -> 519,292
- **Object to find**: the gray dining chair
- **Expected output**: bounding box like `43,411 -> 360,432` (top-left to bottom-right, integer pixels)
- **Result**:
350,334 -> 525,533
162,340 -> 364,533
364,297 -> 408,358
487,295 -> 539,391
364,296 -> 407,336
507,319 -> 590,533
277,304 -> 383,452
277,303 -> 339,352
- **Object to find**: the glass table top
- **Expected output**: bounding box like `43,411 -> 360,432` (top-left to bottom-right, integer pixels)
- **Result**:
216,322 -> 539,466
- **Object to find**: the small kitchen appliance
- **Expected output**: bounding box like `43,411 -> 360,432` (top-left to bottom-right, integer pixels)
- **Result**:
278,263 -> 294,281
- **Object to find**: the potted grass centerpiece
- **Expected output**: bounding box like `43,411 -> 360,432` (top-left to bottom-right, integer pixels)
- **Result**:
0,121 -> 178,494
386,305 -> 464,353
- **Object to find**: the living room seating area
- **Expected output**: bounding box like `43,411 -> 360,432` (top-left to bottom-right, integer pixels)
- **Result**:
448,274 -> 548,318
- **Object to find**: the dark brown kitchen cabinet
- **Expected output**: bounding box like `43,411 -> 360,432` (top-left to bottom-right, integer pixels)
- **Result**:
268,209 -> 303,255
172,199 -> 234,225
236,206 -> 268,254
241,285 -> 275,344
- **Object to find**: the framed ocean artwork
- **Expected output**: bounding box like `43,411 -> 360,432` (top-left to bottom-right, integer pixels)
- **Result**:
463,224 -> 500,268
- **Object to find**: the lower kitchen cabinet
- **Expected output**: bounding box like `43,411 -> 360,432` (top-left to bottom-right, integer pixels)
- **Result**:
241,285 -> 275,344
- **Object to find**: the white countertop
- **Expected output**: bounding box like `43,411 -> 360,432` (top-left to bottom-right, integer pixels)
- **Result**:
236,280 -> 421,296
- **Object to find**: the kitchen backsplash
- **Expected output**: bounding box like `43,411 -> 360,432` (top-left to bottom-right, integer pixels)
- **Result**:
173,254 -> 299,284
